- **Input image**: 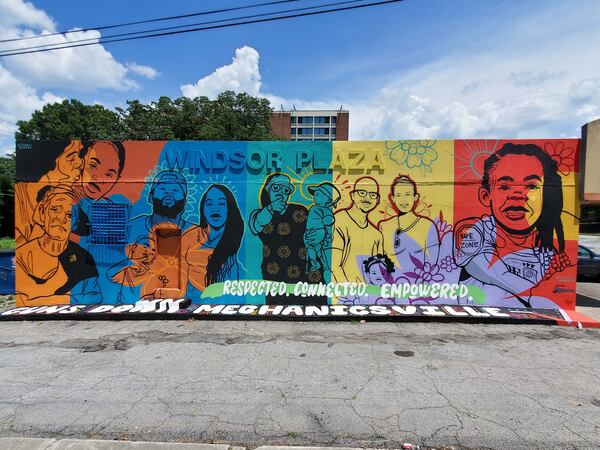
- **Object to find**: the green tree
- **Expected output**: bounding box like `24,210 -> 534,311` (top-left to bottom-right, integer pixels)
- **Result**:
0,154 -> 15,238
17,92 -> 279,141
198,91 -> 276,140
115,91 -> 279,140
16,99 -> 123,141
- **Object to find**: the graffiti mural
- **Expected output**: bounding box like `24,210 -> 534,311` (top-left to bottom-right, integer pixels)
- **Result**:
14,139 -> 580,311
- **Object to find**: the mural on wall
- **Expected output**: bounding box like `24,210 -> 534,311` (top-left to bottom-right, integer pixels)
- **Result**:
14,139 -> 580,311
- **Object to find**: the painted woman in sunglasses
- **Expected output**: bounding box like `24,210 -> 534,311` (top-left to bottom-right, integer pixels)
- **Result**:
250,173 -> 325,305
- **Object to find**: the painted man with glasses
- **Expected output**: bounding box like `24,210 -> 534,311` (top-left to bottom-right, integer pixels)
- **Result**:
250,173 -> 323,305
332,176 -> 383,295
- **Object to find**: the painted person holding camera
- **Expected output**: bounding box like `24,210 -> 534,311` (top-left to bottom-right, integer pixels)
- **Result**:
250,173 -> 324,304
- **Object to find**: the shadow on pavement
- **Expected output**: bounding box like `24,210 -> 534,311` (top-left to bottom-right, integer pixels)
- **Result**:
576,293 -> 600,307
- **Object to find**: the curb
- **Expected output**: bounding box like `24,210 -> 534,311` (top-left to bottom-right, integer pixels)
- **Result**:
0,439 -> 406,450
0,438 -> 241,450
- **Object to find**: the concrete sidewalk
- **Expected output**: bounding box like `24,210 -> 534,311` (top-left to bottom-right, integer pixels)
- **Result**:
0,437 -> 243,449
0,320 -> 598,450
576,282 -> 600,321
0,439 -> 409,450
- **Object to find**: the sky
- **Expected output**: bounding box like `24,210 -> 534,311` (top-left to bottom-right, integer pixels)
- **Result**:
0,0 -> 600,154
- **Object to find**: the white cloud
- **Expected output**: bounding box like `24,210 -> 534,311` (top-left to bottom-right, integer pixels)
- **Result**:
1,27 -> 139,91
181,46 -> 261,99
0,0 -> 54,30
0,0 -> 157,153
126,62 -> 160,80
0,64 -> 62,154
348,2 -> 600,139
183,2 -> 600,140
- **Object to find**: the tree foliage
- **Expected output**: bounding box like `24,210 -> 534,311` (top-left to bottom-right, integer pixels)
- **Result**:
0,154 -> 15,237
15,99 -> 122,141
16,91 -> 278,141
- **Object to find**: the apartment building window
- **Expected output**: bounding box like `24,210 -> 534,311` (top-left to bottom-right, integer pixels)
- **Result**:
297,117 -> 313,124
331,116 -> 337,124
314,116 -> 330,124
291,117 -> 296,124
298,128 -> 313,135
290,127 -> 296,135
314,128 -> 329,135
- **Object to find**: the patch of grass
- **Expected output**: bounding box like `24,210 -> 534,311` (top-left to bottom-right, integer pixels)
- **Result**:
0,238 -> 14,249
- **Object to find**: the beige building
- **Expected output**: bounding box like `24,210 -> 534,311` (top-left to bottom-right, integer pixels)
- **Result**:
582,118 -> 600,205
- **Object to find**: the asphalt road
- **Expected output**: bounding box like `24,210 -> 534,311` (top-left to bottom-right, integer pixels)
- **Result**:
0,319 -> 599,450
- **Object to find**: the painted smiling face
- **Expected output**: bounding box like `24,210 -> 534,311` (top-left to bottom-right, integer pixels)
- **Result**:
203,187 -> 228,230
81,142 -> 121,200
42,193 -> 74,241
392,183 -> 418,214
479,154 -> 544,233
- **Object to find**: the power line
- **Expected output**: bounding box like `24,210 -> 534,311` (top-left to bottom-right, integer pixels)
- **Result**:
0,0 -> 366,55
0,0 -> 404,58
0,0 -> 301,44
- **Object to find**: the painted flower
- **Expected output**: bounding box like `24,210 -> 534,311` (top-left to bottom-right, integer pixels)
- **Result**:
308,270 -> 322,283
544,142 -> 575,176
263,223 -> 274,234
278,245 -> 291,258
277,222 -> 291,236
293,209 -> 307,223
439,255 -> 457,273
404,256 -> 445,284
385,140 -> 438,173
266,261 -> 280,275
298,247 -> 307,260
287,265 -> 301,279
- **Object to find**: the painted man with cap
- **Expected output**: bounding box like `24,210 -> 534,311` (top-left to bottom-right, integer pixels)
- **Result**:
129,170 -> 192,241
304,181 -> 342,279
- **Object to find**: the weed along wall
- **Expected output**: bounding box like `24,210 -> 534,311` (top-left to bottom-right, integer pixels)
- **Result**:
10,139 -> 581,321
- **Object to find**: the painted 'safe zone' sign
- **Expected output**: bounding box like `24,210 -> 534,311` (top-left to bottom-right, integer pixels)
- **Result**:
14,139 -> 580,313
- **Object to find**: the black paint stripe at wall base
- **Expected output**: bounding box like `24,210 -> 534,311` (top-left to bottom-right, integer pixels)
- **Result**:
0,303 -> 567,326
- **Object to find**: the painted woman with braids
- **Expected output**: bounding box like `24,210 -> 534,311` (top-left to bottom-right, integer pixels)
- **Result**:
182,184 -> 244,297
454,143 -> 571,308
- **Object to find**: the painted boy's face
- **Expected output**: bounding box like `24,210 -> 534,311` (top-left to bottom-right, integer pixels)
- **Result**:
81,142 -> 120,200
392,184 -> 417,214
479,154 -> 544,233
314,190 -> 330,206
366,263 -> 387,286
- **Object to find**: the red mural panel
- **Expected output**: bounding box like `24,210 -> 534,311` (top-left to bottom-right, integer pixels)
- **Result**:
454,139 -> 580,310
